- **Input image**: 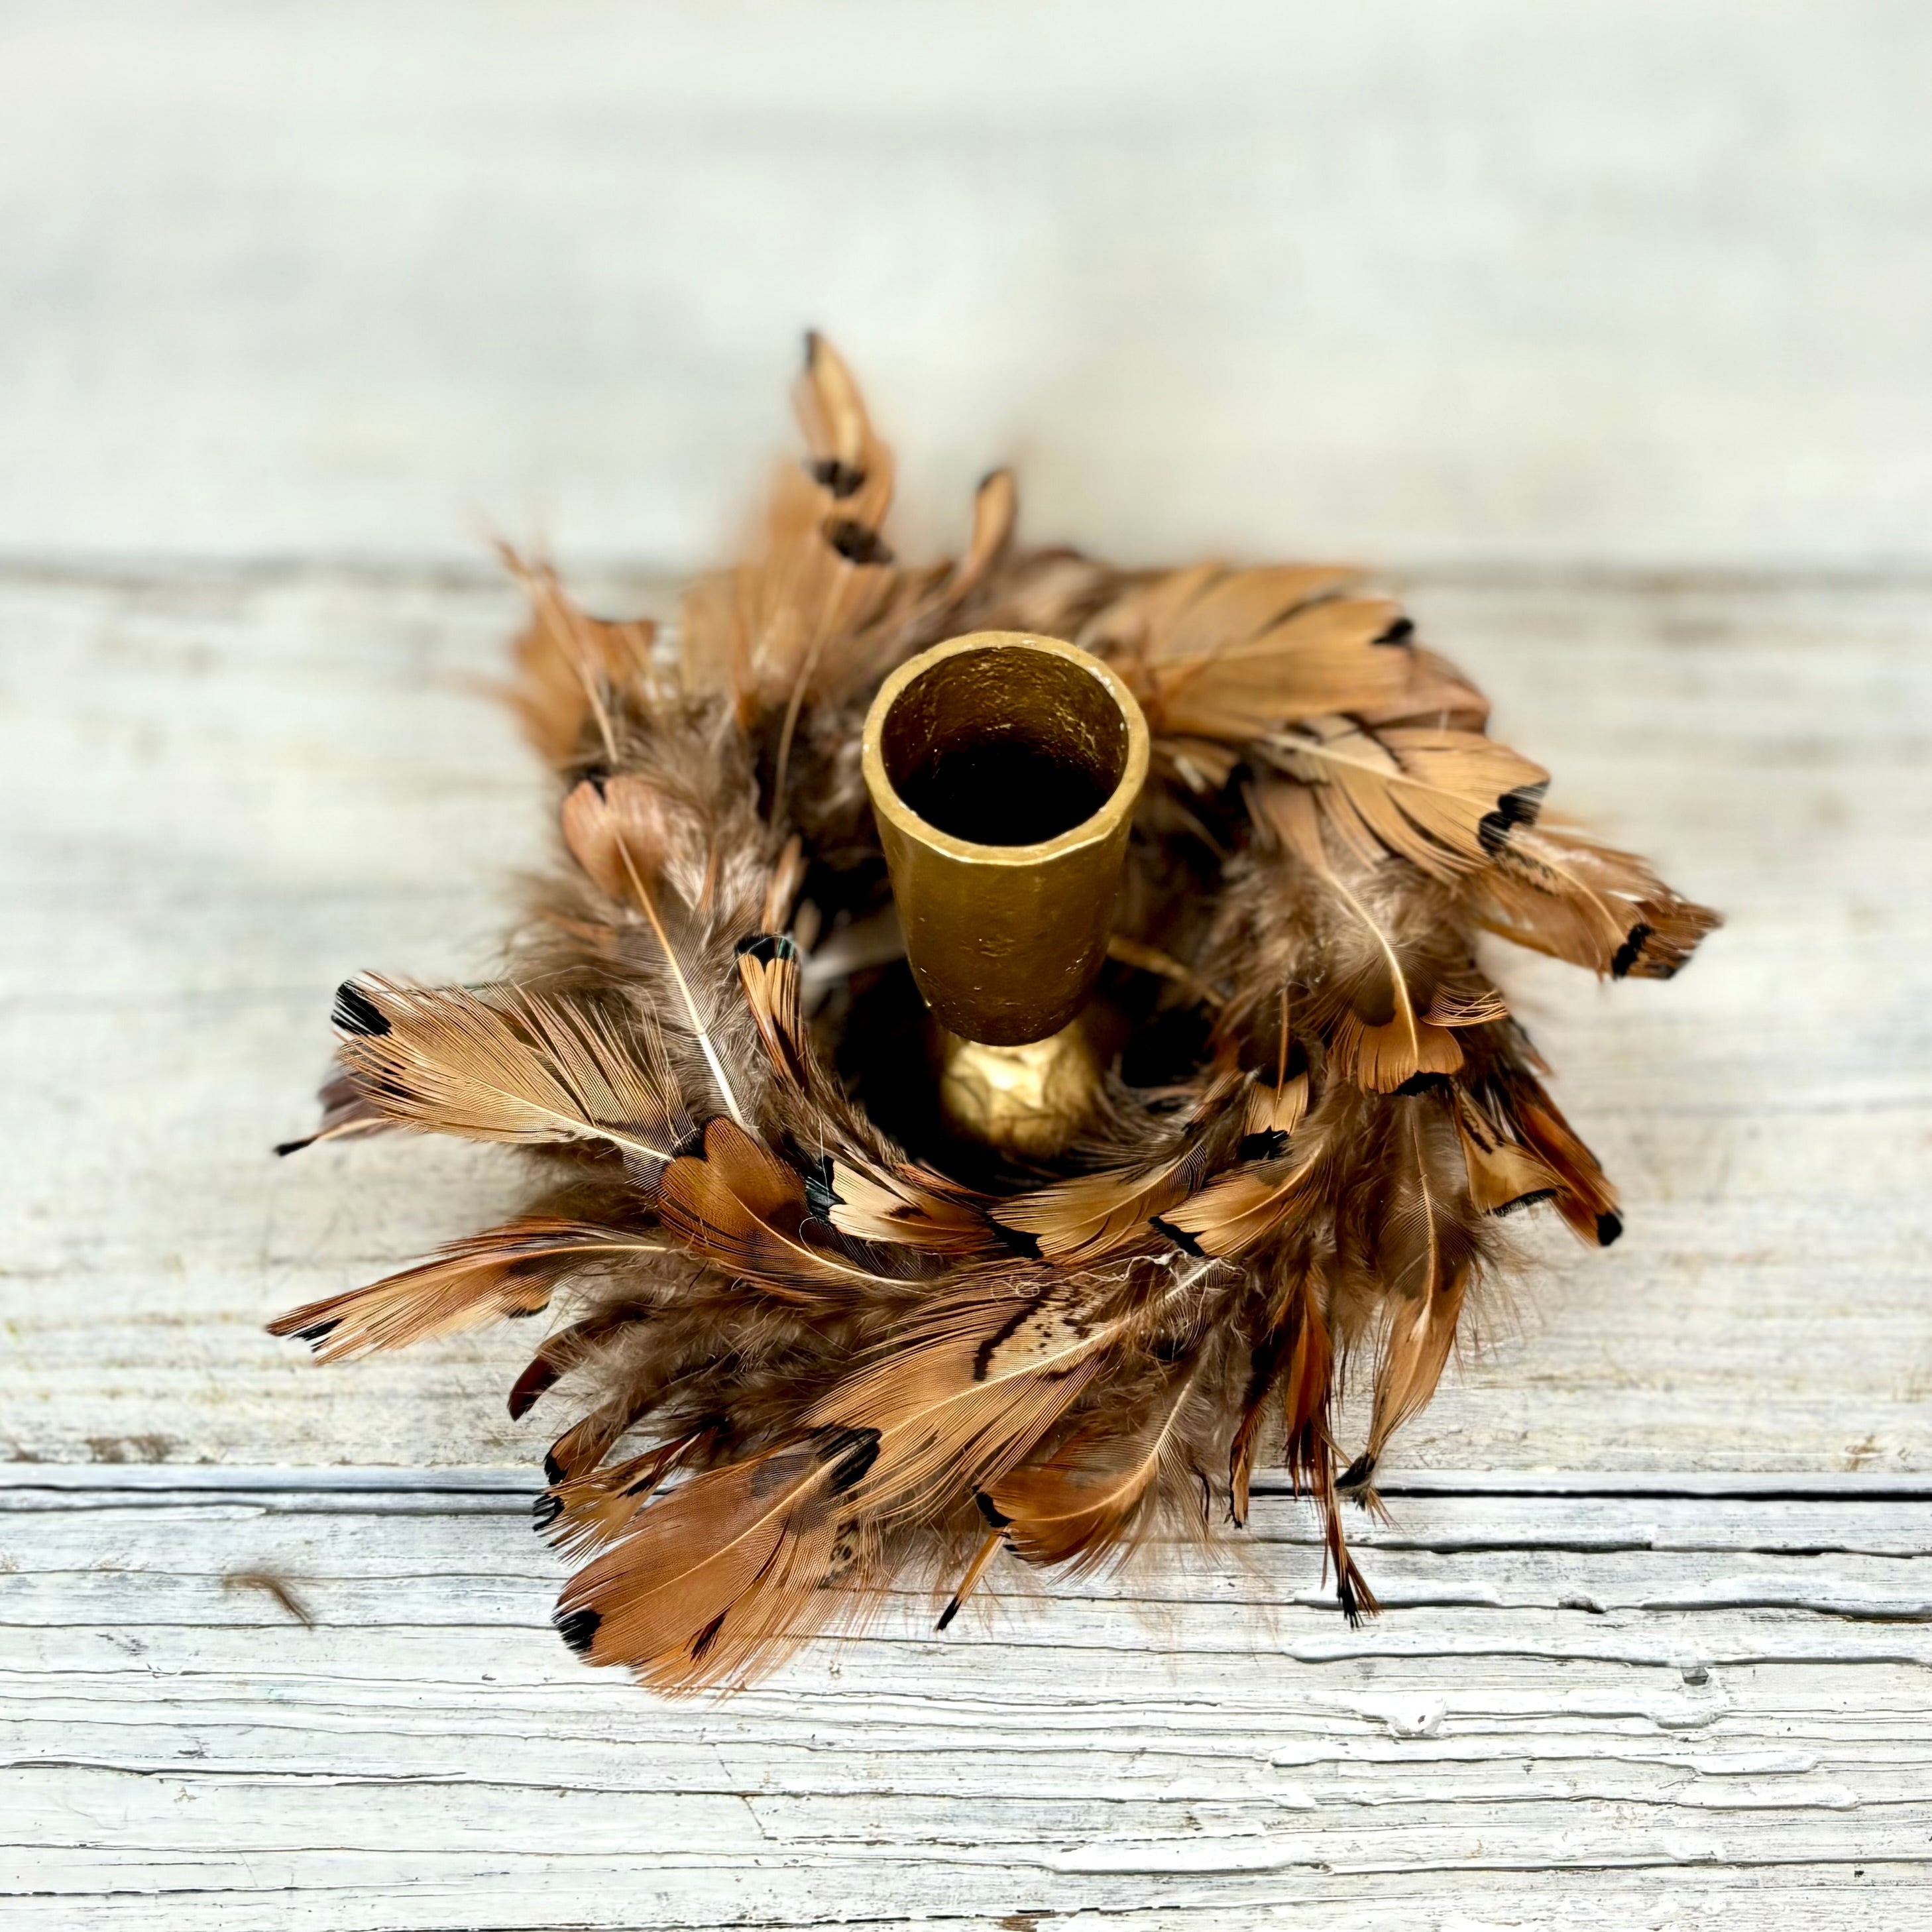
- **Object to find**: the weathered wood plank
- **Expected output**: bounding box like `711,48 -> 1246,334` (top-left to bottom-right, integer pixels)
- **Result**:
2,1481 -> 1926,1928
1,565 -> 1926,1472
5,5 -> 1932,570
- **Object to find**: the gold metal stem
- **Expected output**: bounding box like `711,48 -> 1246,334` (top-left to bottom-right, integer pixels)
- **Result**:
936,1021 -> 1105,1162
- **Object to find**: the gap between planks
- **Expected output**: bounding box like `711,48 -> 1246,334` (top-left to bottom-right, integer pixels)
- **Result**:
9,1466 -> 1932,1499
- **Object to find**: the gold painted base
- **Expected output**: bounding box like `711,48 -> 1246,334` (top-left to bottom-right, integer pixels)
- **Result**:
935,1019 -> 1104,1161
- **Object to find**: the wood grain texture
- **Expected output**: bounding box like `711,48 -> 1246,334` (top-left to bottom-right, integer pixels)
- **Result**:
4,1 -> 1932,571
3,1471 -> 1927,1929
3,563 -> 1925,1474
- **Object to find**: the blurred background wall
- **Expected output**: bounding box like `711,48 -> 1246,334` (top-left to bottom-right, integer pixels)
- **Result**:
3,0 -> 1929,575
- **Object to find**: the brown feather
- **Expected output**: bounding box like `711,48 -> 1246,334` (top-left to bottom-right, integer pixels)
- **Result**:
541,1432 -> 710,1560
989,1357 -> 1207,1571
274,1066 -> 392,1157
1148,597 -> 1420,740
654,1118 -> 909,1296
1160,1138 -> 1323,1259
821,1158 -> 1000,1256
1253,781 -> 1497,1092
1473,823 -> 1722,980
561,775 -> 752,1128
1453,1088 -> 1562,1216
498,549 -> 659,764
330,976 -> 686,1162
997,1073 -> 1241,1264
268,1218 -> 660,1362
1352,1102 -> 1480,1472
554,1426 -> 880,1687
1266,716 -> 1549,880
1489,1068 -> 1624,1247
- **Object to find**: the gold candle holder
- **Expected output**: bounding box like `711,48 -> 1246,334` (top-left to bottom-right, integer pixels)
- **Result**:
862,632 -> 1149,1049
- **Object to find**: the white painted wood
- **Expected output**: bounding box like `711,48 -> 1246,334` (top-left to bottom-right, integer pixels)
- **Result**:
3,564 -> 1926,1473
5,3 -> 1932,570
3,1475 -> 1927,1928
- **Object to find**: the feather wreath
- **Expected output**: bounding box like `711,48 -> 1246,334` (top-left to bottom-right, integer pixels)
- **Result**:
272,335 -> 1719,1691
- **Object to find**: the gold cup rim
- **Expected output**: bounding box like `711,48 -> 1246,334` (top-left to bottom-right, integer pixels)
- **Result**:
861,632 -> 1151,867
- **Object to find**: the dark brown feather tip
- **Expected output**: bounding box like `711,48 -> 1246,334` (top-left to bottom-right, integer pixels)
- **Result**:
331,982 -> 390,1037
825,518 -> 893,567
809,457 -> 866,498
555,1607 -> 600,1654
1477,781 -> 1549,854
1149,1216 -> 1207,1257
507,1360 -> 561,1421
817,1426 -> 882,1494
1609,923 -> 1653,979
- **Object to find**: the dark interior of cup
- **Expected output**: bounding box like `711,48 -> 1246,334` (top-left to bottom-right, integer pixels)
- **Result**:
880,643 -> 1131,846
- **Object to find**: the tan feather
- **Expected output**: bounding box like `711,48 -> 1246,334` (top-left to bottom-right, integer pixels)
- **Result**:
1490,1068 -> 1624,1247
267,1218 -> 661,1363
989,1358 -> 1207,1571
1267,716 -> 1550,880
820,1158 -> 999,1256
1229,1271 -> 1379,1619
1228,1270 -> 1330,1526
1152,597 -> 1420,740
498,548 -> 659,764
1253,781 -> 1493,1092
1234,986 -> 1310,1143
735,933 -> 809,1090
1081,561 -> 1359,663
561,776 -> 748,1128
331,977 -> 685,1162
793,330 -> 885,500
1353,645 -> 1492,732
538,1432 -> 710,1560
274,1066 -> 391,1157
1151,734 -> 1245,794
1473,823 -> 1722,980
1452,1088 -> 1562,1216
654,1118 -> 908,1296
1159,1139 -> 1323,1259
554,1425 -> 881,1687
949,467 -> 1017,600
997,1074 -> 1241,1264
935,1522 -> 1006,1632
1355,1106 -> 1477,1474
560,773 -> 707,910
1243,1069 -> 1310,1139
746,333 -> 901,710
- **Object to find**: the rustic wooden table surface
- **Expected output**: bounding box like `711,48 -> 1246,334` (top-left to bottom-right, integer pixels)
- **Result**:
5,7 -> 1931,1928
